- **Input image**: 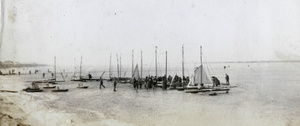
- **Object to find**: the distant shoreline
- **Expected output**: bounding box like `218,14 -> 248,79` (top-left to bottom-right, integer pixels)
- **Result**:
0,60 -> 298,69
208,60 -> 300,64
0,61 -> 47,68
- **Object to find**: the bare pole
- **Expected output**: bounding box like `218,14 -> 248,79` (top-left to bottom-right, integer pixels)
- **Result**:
182,45 -> 184,83
165,51 -> 167,77
54,56 -> 56,80
200,46 -> 203,85
119,54 -> 122,77
116,54 -> 119,80
80,56 -> 82,79
132,50 -> 134,78
109,53 -> 111,79
155,46 -> 157,77
141,51 -> 143,79
73,58 -> 76,76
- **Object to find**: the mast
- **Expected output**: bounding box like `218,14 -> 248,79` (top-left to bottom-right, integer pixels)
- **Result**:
200,46 -> 203,85
109,53 -> 111,79
141,51 -> 143,79
116,54 -> 119,80
119,54 -> 122,77
73,58 -> 76,76
155,46 -> 157,77
80,56 -> 82,79
182,45 -> 184,83
132,50 -> 134,78
54,56 -> 56,80
165,51 -> 167,77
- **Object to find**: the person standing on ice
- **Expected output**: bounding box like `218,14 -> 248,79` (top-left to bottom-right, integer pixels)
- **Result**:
134,78 -> 138,92
99,77 -> 105,89
88,73 -> 92,80
225,74 -> 230,85
133,77 -> 138,90
212,76 -> 217,87
113,79 -> 117,91
216,77 -> 220,86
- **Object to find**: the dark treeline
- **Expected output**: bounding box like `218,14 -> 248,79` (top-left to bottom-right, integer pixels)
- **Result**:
0,61 -> 46,68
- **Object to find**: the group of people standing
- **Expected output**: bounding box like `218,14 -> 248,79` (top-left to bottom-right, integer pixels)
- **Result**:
143,76 -> 159,90
133,77 -> 142,92
98,74 -> 228,92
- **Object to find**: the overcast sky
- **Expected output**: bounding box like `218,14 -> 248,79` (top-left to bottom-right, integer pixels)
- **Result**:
1,0 -> 300,67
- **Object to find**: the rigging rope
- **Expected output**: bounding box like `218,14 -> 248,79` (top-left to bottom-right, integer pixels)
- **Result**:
203,56 -> 214,78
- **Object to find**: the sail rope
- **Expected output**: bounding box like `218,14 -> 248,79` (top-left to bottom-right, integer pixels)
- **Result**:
123,67 -> 128,77
73,58 -> 77,76
203,56 -> 214,78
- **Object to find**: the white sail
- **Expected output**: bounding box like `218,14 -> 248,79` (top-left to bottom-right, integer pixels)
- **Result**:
194,65 -> 211,84
133,64 -> 140,80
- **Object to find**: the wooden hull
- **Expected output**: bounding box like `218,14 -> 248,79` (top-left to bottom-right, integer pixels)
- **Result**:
209,92 -> 217,96
0,90 -> 18,93
185,89 -> 211,93
48,82 -> 58,84
43,86 -> 56,89
1,73 -> 17,76
82,79 -> 99,81
52,89 -> 68,92
212,88 -> 230,91
23,88 -> 43,92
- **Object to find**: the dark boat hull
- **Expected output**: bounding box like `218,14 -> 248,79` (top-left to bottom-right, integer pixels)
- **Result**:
185,89 -> 211,93
23,88 -> 43,92
43,86 -> 56,89
71,79 -> 87,82
212,88 -> 230,91
209,92 -> 217,96
52,89 -> 69,92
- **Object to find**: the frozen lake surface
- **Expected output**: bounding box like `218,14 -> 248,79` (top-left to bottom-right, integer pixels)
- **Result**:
1,62 -> 300,126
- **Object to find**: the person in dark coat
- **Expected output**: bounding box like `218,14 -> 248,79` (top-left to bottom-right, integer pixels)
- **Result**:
133,77 -> 137,89
139,79 -> 142,89
99,77 -> 105,89
148,78 -> 153,90
212,76 -> 216,87
212,76 -> 220,86
88,74 -> 92,80
113,80 -> 117,91
216,77 -> 220,86
163,77 -> 167,90
225,74 -> 230,85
